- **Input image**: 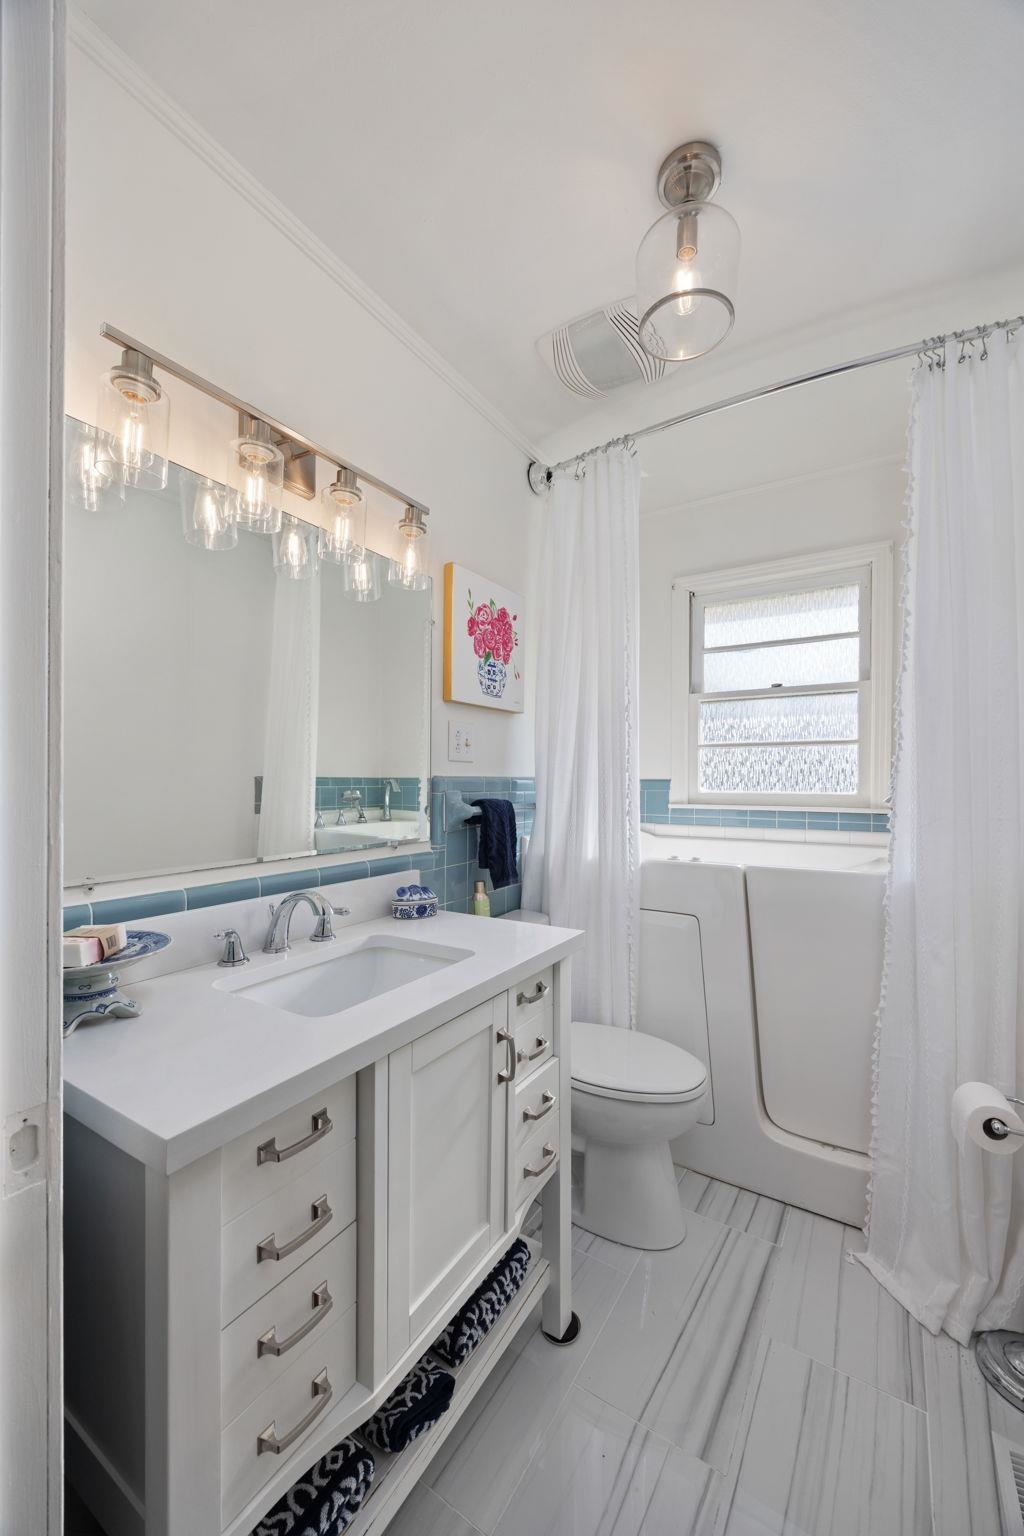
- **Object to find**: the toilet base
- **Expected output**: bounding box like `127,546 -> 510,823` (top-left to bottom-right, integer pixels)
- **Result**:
575,1137 -> 687,1250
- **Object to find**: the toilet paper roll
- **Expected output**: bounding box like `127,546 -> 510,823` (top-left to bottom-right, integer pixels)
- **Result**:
951,1082 -> 1024,1156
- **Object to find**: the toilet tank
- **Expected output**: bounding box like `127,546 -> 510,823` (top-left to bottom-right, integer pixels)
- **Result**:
637,910 -> 714,1125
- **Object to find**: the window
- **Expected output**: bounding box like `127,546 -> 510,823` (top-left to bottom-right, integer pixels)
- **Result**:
671,543 -> 893,807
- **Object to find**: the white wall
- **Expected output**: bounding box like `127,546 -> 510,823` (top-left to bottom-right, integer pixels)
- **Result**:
64,33 -> 538,785
639,455 -> 905,778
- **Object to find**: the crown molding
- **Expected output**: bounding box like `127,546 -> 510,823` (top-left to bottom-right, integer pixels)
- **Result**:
68,9 -> 539,463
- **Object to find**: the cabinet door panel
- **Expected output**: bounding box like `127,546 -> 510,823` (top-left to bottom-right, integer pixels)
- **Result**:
387,998 -> 506,1362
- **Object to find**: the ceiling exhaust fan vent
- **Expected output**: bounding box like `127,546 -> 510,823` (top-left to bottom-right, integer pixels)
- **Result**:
538,300 -> 667,398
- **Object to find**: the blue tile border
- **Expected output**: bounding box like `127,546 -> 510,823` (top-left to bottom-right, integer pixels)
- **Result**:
638,779 -> 890,834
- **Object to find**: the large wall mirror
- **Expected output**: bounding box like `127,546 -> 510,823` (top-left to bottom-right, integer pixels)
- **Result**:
63,419 -> 431,886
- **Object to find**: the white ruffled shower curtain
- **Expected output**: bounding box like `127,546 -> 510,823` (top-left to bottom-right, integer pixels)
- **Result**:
257,571 -> 321,861
523,444 -> 641,1029
862,330 -> 1024,1342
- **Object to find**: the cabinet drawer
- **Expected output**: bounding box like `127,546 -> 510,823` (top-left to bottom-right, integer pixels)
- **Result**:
221,1079 -> 356,1223
513,1056 -> 559,1149
512,1005 -> 553,1080
222,1142 -> 356,1326
221,1307 -> 357,1527
513,1117 -> 560,1214
510,966 -> 553,1029
221,1224 -> 357,1427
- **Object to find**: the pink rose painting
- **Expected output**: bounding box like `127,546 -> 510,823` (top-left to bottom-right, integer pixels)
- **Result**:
444,563 -> 524,713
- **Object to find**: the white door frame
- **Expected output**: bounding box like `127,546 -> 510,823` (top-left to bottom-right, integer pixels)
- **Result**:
0,0 -> 65,1529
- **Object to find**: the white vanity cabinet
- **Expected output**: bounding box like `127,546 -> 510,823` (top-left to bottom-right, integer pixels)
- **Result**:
63,919 -> 577,1536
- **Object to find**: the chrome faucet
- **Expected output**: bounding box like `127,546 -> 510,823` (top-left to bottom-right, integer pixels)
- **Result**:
263,890 -> 351,954
382,777 -> 400,822
342,789 -> 367,823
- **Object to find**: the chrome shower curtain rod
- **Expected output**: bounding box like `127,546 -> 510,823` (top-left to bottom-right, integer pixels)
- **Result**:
527,312 -> 1023,491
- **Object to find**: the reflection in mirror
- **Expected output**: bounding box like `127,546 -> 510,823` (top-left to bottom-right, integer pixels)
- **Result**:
63,419 -> 430,886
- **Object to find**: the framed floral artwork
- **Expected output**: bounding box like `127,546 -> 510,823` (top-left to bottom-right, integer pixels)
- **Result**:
443,563 -> 524,712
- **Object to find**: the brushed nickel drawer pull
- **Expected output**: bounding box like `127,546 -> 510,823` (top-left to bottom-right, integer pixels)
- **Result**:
524,1143 -> 557,1178
257,1107 -> 332,1165
257,1282 -> 333,1357
523,1090 -> 556,1123
516,980 -> 549,1007
257,1369 -> 332,1455
518,1036 -> 549,1064
497,1027 -> 517,1084
257,1196 -> 333,1263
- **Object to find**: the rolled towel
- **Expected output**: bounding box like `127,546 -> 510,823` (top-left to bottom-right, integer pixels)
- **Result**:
251,1437 -> 374,1536
434,1238 -> 531,1368
361,1360 -> 455,1454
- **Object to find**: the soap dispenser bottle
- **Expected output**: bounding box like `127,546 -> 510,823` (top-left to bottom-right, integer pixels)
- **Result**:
473,880 -> 491,917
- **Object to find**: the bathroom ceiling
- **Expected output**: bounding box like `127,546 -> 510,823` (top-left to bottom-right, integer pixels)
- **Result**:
77,0 -> 1024,449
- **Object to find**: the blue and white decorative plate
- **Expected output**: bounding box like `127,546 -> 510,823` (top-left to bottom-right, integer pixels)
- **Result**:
392,886 -> 438,920
63,928 -> 172,982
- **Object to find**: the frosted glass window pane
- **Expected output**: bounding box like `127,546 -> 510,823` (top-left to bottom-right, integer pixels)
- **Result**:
699,692 -> 858,745
703,636 -> 859,693
698,744 -> 858,796
703,584 -> 859,649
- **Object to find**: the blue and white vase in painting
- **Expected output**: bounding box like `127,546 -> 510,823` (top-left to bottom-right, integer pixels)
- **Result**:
477,657 -> 507,699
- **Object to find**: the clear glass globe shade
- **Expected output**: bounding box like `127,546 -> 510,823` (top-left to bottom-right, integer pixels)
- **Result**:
636,199 -> 739,361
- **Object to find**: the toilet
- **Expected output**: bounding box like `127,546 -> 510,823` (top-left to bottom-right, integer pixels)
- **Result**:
571,1021 -> 707,1250
501,909 -> 708,1250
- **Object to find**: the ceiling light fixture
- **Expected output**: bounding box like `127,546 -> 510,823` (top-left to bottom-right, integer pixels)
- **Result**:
229,414 -> 284,533
387,505 -> 430,591
97,347 -> 170,490
636,141 -> 739,362
320,466 -> 363,562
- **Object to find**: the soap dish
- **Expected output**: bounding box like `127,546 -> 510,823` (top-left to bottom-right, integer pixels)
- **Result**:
62,928 -> 172,1037
392,885 -> 438,920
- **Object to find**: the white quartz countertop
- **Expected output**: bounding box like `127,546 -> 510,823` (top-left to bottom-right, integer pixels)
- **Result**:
63,912 -> 583,1175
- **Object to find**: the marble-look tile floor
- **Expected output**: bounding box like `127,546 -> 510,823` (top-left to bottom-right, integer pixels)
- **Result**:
66,1167 -> 1019,1536
387,1167 -> 1017,1536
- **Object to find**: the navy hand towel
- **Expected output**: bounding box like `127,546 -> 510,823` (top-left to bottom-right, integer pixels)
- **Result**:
251,1436 -> 375,1536
361,1360 -> 455,1454
470,798 -> 518,889
434,1238 -> 531,1367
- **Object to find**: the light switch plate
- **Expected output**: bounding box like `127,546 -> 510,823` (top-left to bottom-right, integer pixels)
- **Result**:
448,722 -> 474,762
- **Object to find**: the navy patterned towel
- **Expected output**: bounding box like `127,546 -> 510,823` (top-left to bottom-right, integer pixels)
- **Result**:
434,1238 -> 531,1368
361,1360 -> 455,1454
251,1436 -> 375,1536
470,798 -> 519,888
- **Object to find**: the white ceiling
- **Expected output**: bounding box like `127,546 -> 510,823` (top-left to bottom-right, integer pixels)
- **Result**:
77,0 -> 1024,455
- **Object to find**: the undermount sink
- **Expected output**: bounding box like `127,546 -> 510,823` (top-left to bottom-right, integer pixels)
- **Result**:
225,935 -> 472,1018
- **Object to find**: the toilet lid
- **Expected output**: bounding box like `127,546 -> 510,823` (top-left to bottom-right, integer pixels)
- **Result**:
571,1021 -> 707,1100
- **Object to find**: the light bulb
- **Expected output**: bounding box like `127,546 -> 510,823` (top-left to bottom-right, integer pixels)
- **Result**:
320,467 -> 363,561
229,417 -> 284,532
97,348 -> 170,491
387,504 -> 430,590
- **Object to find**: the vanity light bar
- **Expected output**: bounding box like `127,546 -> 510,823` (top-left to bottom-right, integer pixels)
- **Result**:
99,323 -> 429,517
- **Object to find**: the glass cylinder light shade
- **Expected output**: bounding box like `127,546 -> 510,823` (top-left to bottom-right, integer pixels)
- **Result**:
319,467 -> 363,562
273,515 -> 320,581
181,474 -> 237,550
228,419 -> 284,533
68,422 -> 125,512
387,506 -> 430,591
342,546 -> 382,602
97,349 -> 170,490
636,200 -> 740,361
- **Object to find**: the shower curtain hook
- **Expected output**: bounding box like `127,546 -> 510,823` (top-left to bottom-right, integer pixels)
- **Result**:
980,330 -> 990,361
574,455 -> 585,480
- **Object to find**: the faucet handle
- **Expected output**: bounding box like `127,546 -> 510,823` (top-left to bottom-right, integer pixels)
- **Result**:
330,904 -> 351,916
215,928 -> 249,967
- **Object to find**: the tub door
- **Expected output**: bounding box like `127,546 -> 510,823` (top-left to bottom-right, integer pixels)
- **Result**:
637,910 -> 714,1125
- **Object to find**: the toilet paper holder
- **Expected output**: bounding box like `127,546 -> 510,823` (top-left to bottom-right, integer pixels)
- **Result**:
984,1094 -> 1024,1142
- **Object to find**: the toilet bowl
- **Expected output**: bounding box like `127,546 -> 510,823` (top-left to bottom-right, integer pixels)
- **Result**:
571,1021 -> 707,1250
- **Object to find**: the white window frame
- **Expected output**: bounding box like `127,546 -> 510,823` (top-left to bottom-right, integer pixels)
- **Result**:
670,542 -> 894,809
